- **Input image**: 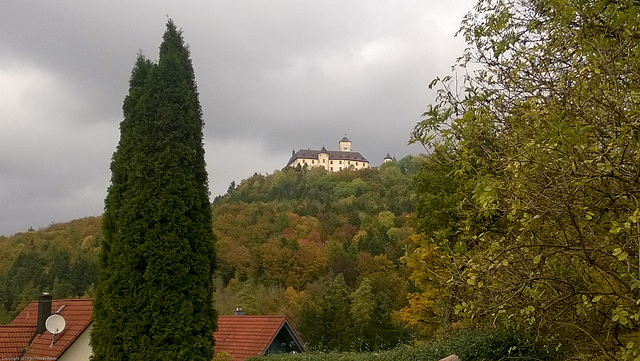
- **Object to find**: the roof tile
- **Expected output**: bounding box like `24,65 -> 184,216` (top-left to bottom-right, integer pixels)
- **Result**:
0,325 -> 36,359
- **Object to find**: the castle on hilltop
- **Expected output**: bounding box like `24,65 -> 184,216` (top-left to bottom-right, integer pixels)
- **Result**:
286,137 -> 370,172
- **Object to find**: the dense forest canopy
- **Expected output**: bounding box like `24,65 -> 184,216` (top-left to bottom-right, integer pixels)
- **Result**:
0,157 -> 421,352
0,217 -> 101,324
213,159 -> 419,351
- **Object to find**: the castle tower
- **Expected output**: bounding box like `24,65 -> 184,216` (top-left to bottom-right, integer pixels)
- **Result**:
318,146 -> 329,170
339,136 -> 351,152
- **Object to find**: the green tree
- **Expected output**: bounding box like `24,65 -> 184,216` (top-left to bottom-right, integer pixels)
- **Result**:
227,180 -> 236,194
356,253 -> 410,350
350,277 -> 374,351
91,20 -> 216,361
401,149 -> 469,336
411,0 -> 640,359
237,280 -> 259,315
69,256 -> 98,296
319,273 -> 353,351
5,252 -> 47,313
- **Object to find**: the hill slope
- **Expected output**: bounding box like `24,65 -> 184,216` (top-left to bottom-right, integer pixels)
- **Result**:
0,157 -> 420,351
213,158 -> 418,350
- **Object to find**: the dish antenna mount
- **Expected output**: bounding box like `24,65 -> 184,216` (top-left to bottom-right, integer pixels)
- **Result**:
45,314 -> 66,348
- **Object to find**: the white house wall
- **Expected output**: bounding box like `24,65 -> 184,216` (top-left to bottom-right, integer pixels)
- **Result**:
58,324 -> 92,361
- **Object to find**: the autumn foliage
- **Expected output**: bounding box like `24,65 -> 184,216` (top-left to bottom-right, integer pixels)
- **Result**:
0,158 -> 420,352
213,161 -> 418,351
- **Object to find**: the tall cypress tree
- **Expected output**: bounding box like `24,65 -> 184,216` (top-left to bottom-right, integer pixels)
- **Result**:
91,20 -> 216,361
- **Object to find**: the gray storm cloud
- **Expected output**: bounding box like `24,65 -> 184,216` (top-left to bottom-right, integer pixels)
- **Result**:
0,0 -> 474,236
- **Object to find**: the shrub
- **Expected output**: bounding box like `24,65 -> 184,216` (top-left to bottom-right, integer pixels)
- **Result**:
254,327 -> 566,361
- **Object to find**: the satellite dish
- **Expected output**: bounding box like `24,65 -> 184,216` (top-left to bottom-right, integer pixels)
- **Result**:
45,314 -> 66,335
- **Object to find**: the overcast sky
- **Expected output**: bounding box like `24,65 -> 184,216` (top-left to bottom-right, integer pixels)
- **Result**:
0,1 -> 475,236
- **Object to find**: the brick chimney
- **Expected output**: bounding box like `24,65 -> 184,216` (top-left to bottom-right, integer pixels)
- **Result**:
36,292 -> 52,334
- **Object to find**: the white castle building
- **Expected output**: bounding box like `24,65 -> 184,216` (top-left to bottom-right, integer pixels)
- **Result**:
286,137 -> 370,172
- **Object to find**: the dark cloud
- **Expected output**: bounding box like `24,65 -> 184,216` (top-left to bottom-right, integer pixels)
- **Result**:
0,1 -> 474,236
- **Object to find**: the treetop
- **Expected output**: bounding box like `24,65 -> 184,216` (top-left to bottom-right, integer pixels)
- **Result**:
160,19 -> 190,60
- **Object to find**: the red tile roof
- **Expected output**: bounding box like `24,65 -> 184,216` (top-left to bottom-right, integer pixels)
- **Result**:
10,298 -> 93,360
214,316 -> 296,361
4,299 -> 304,361
0,325 -> 36,359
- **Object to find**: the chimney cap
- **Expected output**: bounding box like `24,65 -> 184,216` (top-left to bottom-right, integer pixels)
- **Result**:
37,292 -> 53,334
233,307 -> 245,316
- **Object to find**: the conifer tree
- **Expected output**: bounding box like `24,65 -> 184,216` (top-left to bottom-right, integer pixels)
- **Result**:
91,20 -> 216,361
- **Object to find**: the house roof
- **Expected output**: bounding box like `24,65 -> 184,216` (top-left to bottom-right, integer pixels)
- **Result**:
10,298 -> 93,360
3,299 -> 305,361
0,325 -> 36,359
214,316 -> 304,361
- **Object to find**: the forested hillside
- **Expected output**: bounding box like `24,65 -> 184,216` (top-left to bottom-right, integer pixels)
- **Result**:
0,157 -> 420,351
213,158 -> 418,351
0,217 -> 101,324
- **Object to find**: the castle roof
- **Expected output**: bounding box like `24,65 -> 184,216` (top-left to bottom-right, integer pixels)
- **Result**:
286,149 -> 368,167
